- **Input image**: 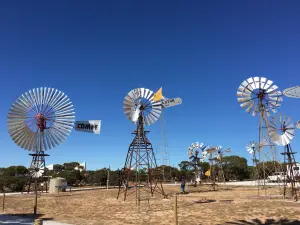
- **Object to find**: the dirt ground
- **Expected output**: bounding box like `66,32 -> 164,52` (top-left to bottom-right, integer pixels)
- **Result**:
1,185 -> 300,225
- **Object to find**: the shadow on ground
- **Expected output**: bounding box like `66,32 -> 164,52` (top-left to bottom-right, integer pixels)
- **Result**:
225,218 -> 300,225
0,214 -> 53,225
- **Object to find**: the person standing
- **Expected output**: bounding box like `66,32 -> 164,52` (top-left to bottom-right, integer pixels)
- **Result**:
181,176 -> 186,193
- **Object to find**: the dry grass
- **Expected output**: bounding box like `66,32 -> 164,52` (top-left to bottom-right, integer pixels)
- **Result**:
1,185 -> 300,225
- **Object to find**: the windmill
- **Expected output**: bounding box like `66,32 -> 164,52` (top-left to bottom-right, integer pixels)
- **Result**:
246,141 -> 260,183
269,114 -> 299,201
202,146 -> 218,190
187,142 -> 207,186
117,87 -> 181,204
7,87 -> 75,214
237,77 -> 283,191
214,146 -> 231,183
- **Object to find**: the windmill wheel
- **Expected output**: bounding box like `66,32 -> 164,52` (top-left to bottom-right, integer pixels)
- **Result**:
188,142 -> 207,162
123,88 -> 162,126
30,165 -> 45,178
246,141 -> 257,155
269,114 -> 295,146
7,87 -> 75,151
237,77 -> 282,116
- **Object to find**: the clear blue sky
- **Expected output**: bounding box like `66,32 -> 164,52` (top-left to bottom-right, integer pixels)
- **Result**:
1,1 -> 300,170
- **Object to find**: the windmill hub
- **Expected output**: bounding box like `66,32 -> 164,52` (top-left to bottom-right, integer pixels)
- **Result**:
35,113 -> 47,132
257,89 -> 266,100
281,126 -> 287,133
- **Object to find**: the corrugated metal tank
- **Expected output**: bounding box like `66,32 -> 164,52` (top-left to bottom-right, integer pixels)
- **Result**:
49,177 -> 67,194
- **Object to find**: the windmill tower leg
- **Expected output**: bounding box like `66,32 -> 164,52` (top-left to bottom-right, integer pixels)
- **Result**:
218,162 -> 226,184
289,147 -> 298,201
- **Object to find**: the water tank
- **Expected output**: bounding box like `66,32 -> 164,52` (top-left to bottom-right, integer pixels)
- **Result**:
49,177 -> 67,194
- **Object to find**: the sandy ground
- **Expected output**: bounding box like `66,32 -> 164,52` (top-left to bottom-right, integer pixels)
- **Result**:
1,185 -> 300,225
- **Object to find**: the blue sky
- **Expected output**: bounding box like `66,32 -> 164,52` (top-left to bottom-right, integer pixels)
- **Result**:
1,1 -> 300,170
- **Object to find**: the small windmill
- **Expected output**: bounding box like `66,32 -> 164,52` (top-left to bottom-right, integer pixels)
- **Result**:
269,114 -> 298,201
117,87 -> 181,204
246,141 -> 260,182
202,146 -> 218,190
214,146 -> 231,183
187,142 -> 207,186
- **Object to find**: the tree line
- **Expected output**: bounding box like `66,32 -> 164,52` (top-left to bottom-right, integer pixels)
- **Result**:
0,156 -> 289,192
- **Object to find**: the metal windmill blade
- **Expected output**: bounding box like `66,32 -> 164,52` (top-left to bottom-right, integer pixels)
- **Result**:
237,77 -> 282,116
296,120 -> 300,129
216,146 -> 222,151
268,114 -> 295,146
202,151 -> 208,158
188,142 -> 201,165
123,88 -> 162,126
7,88 -> 75,152
283,86 -> 300,98
225,148 -> 231,153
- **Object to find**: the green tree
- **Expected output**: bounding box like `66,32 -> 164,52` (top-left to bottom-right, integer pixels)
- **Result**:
221,156 -> 249,181
178,161 -> 190,171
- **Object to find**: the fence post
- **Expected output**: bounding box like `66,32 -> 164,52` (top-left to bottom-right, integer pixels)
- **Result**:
2,192 -> 5,211
174,195 -> 178,225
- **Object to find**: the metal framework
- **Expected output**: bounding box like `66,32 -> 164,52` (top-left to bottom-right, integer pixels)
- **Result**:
117,113 -> 165,204
23,151 -> 50,193
207,151 -> 217,191
257,104 -> 283,192
281,144 -> 298,201
158,111 -> 171,182
268,114 -> 298,201
246,142 -> 260,183
216,158 -> 225,183
214,147 -> 231,184
237,77 -> 283,194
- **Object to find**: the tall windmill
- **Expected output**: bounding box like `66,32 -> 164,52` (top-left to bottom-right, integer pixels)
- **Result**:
269,114 -> 298,201
7,87 -> 75,214
7,87 -> 101,214
117,87 -> 181,204
237,77 -> 283,191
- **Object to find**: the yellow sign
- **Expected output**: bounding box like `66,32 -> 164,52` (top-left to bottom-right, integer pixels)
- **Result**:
205,170 -> 211,177
153,87 -> 163,102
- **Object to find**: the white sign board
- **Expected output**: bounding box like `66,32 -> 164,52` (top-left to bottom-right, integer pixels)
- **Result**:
161,98 -> 182,108
75,120 -> 101,134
